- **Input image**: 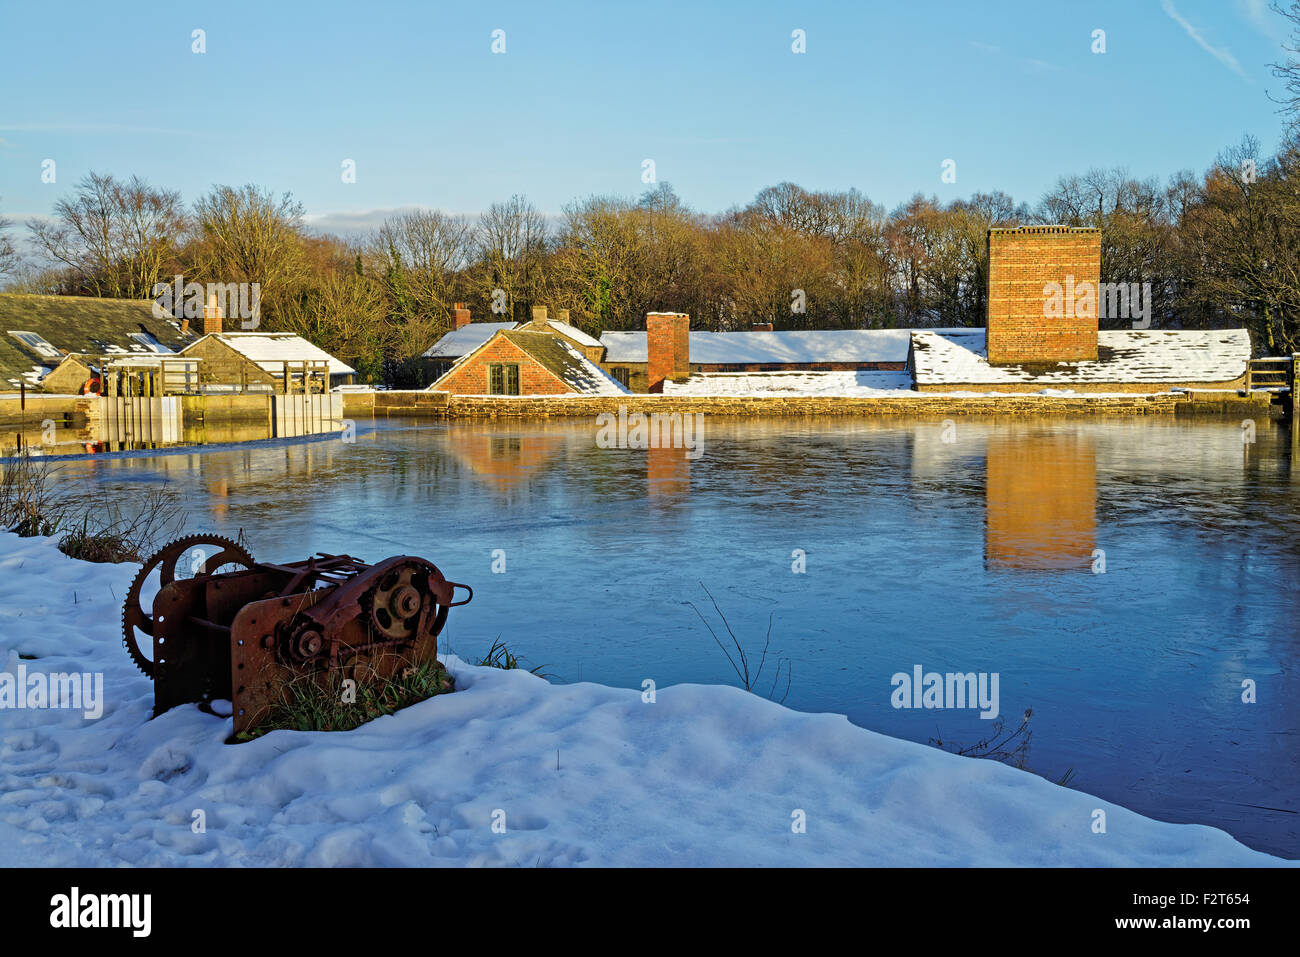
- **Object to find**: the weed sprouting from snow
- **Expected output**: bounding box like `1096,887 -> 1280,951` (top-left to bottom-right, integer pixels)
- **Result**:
0,450 -> 185,562
476,637 -> 551,678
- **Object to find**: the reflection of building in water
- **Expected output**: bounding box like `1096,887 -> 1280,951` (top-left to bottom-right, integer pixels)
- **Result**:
647,445 -> 690,499
985,432 -> 1096,570
444,431 -> 566,495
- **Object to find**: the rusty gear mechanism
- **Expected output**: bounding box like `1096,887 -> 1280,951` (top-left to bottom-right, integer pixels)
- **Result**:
119,536 -> 471,736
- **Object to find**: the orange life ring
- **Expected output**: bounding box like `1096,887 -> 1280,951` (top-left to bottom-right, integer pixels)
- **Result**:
80,376 -> 102,395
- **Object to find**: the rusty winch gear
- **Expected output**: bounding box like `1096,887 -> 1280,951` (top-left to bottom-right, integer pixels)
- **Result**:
122,534 -> 257,678
121,536 -> 472,736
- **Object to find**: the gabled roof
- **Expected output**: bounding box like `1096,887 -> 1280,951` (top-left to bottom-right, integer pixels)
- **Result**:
186,332 -> 355,376
599,328 -> 967,365
421,322 -> 517,359
431,329 -> 627,395
909,329 -> 1252,385
0,293 -> 197,390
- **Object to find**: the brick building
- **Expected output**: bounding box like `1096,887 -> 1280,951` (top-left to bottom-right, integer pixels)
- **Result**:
908,225 -> 1250,394
429,319 -> 625,396
986,226 -> 1101,365
420,305 -> 605,385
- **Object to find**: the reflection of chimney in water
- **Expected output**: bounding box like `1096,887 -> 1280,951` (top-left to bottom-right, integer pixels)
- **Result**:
647,444 -> 690,499
984,432 -> 1096,571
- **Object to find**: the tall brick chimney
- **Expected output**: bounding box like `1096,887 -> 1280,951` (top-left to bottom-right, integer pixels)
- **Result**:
986,225 -> 1100,365
203,291 -> 223,336
452,302 -> 471,330
646,312 -> 690,393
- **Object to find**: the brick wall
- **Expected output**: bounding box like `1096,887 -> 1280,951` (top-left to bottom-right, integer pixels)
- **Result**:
646,313 -> 690,393
434,334 -> 571,395
987,226 -> 1101,365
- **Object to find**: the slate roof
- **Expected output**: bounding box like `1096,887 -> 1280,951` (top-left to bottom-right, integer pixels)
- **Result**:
190,332 -> 355,376
909,329 -> 1252,386
599,328 -> 968,365
0,293 -> 197,390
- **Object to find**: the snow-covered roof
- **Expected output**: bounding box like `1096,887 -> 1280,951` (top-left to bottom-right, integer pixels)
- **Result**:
600,328 -> 968,365
422,322 -> 517,359
910,329 -> 1251,385
546,320 -> 602,348
202,333 -> 355,376
549,338 -> 628,395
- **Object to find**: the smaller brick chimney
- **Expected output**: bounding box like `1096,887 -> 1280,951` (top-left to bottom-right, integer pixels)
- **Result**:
556,308 -> 571,324
646,312 -> 690,393
752,322 -> 774,332
452,302 -> 471,329
203,292 -> 223,336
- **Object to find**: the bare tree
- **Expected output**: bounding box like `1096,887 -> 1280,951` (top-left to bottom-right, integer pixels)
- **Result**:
192,184 -> 308,318
26,172 -> 184,298
366,209 -> 472,327
1270,1 -> 1300,121
0,200 -> 18,283
470,194 -> 549,321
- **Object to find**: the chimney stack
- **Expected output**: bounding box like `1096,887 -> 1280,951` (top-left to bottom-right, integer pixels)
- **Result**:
530,305 -> 549,328
752,322 -> 774,332
986,225 -> 1100,365
646,312 -> 690,393
556,308 -> 570,325
452,302 -> 471,330
203,292 -> 223,336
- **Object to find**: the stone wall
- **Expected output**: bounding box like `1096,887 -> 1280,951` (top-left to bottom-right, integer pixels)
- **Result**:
424,391 -> 1273,419
917,376 -> 1248,394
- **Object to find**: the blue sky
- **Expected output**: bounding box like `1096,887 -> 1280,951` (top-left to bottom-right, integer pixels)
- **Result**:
0,0 -> 1296,234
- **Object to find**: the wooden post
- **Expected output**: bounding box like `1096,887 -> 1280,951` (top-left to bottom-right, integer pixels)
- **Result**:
1291,355 -> 1299,458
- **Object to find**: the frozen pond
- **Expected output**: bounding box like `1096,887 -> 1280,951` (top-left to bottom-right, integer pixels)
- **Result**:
48,414 -> 1300,858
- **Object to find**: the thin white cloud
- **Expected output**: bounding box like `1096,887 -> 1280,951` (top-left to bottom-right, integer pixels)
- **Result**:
1163,0 -> 1250,79
1237,0 -> 1291,45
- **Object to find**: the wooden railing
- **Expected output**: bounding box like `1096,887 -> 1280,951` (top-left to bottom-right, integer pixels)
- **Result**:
1245,356 -> 1295,392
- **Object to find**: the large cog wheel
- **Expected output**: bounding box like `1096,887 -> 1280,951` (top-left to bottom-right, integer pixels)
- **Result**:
121,534 -> 256,677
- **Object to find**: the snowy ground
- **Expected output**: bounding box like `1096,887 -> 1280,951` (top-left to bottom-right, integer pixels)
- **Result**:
0,532 -> 1289,867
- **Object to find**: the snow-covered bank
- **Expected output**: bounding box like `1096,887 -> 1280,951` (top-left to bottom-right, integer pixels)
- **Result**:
0,533 -> 1289,867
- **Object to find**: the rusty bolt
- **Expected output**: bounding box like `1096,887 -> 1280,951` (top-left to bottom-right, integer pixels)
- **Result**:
296,630 -> 323,659
391,585 -> 421,619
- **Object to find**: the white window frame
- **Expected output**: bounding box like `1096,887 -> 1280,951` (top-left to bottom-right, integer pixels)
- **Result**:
8,331 -> 61,359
